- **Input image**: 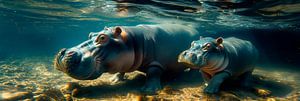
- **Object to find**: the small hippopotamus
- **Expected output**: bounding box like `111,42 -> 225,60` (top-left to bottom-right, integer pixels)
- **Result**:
54,24 -> 201,94
178,37 -> 258,94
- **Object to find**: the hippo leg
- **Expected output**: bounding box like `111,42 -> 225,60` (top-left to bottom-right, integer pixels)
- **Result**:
239,71 -> 253,88
141,66 -> 163,94
110,72 -> 125,84
204,71 -> 230,94
200,71 -> 211,83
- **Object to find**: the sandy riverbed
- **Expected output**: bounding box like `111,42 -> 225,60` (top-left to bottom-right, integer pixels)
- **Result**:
0,56 -> 299,101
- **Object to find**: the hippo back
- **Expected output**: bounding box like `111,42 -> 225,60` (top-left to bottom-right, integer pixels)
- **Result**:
124,24 -> 201,73
223,37 -> 258,77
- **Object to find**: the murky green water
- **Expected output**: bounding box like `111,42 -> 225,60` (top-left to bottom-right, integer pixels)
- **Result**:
0,0 -> 299,100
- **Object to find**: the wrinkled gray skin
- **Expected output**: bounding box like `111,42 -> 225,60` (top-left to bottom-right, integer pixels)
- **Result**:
54,24 -> 201,94
178,37 -> 258,94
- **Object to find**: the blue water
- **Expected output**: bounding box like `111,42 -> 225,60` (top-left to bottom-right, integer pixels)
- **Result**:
1,0 -> 299,58
0,0 -> 299,100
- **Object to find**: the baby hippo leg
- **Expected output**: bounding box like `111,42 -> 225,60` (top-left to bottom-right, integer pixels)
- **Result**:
141,66 -> 163,94
239,71 -> 253,88
204,71 -> 230,94
201,71 -> 211,83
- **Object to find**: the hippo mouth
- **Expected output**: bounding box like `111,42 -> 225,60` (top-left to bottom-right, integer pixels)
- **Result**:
54,48 -> 82,73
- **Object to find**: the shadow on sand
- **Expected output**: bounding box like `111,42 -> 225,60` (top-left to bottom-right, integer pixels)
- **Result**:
70,70 -> 293,99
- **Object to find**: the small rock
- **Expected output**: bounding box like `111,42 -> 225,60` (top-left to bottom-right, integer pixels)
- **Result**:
256,88 -> 271,97
146,96 -> 155,101
0,91 -> 33,101
60,82 -> 80,94
3,82 -> 13,85
266,97 -> 276,101
135,95 -> 143,101
23,98 -> 33,101
220,92 -> 241,101
64,94 -> 73,101
159,86 -> 181,95
34,94 -> 52,101
71,88 -> 79,97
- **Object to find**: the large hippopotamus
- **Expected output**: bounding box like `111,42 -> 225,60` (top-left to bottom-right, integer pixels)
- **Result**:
178,37 -> 258,94
54,24 -> 200,93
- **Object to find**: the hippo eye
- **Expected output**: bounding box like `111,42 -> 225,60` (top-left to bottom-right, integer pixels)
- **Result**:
95,34 -> 109,45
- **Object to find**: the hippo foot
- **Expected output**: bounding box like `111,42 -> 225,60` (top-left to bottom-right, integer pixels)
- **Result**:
109,72 -> 125,84
204,85 -> 219,94
141,80 -> 162,95
141,65 -> 163,94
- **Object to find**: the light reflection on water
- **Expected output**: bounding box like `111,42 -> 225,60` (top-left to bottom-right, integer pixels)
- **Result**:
1,0 -> 299,25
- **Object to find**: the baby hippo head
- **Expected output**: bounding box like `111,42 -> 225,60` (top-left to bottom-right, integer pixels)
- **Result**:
54,26 -> 134,80
178,37 -> 224,68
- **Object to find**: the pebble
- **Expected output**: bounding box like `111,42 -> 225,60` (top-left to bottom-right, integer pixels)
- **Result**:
135,95 -> 143,101
266,97 -> 276,101
64,94 -> 73,101
34,94 -> 53,101
71,88 -> 79,97
23,98 -> 33,101
146,95 -> 155,101
0,91 -> 33,101
256,88 -> 271,97
60,82 -> 80,94
220,93 -> 241,101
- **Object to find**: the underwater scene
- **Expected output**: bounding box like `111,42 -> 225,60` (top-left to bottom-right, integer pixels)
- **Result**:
0,0 -> 300,100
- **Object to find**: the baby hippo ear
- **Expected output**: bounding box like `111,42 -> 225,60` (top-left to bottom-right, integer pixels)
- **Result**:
215,37 -> 223,45
199,36 -> 203,40
114,26 -> 122,38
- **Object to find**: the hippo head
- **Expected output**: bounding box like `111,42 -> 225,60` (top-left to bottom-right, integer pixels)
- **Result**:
54,26 -> 134,80
178,37 -> 224,68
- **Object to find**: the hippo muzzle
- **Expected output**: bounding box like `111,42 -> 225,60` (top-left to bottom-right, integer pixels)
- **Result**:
178,50 -> 207,67
54,47 -> 103,80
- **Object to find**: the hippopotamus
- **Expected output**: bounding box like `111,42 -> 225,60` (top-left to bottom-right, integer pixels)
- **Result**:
178,37 -> 258,94
54,24 -> 201,93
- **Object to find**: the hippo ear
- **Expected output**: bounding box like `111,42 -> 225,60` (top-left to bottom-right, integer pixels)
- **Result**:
199,36 -> 203,40
215,37 -> 224,50
114,26 -> 122,37
215,37 -> 223,45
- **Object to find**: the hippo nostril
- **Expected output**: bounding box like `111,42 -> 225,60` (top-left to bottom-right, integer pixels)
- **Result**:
64,51 -> 81,61
188,53 -> 197,62
183,51 -> 187,56
57,50 -> 82,72
66,51 -> 76,57
68,51 -> 75,55
59,48 -> 67,55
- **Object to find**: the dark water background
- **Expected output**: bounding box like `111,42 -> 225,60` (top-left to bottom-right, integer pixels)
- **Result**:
1,0 -> 299,68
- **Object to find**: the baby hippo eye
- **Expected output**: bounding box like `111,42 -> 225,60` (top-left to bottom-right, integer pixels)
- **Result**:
191,41 -> 196,47
95,34 -> 109,44
88,33 -> 93,39
202,43 -> 211,51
